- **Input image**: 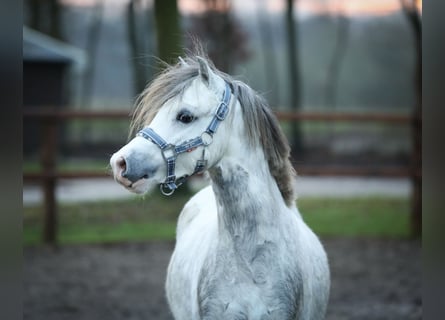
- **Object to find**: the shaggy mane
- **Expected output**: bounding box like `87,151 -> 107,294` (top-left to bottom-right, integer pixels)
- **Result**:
130,54 -> 296,206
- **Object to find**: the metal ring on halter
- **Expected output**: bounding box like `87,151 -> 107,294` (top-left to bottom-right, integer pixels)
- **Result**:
160,184 -> 175,196
201,132 -> 213,146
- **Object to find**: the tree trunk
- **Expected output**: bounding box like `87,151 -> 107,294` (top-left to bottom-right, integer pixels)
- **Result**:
49,0 -> 62,40
127,0 -> 148,94
81,0 -> 104,107
29,0 -> 61,40
256,0 -> 279,106
285,0 -> 303,154
29,0 -> 41,32
153,0 -> 183,68
325,15 -> 349,109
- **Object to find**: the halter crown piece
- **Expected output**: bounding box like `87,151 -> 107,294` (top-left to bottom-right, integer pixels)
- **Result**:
136,81 -> 232,196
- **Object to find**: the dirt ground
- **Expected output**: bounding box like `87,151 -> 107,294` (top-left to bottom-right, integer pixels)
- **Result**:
24,237 -> 421,320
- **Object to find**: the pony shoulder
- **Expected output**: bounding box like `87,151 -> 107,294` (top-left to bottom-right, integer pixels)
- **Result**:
176,185 -> 217,239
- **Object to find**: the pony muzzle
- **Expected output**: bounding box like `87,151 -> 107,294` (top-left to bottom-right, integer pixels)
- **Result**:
111,154 -> 157,185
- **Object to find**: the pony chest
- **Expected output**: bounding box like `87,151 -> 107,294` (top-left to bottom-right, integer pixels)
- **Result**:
197,240 -> 301,319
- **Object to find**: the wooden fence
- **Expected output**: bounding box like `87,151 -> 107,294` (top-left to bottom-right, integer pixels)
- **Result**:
23,108 -> 421,244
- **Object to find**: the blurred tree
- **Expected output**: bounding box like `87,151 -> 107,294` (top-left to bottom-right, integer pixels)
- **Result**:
82,0 -> 104,107
28,0 -> 62,40
154,0 -> 183,67
127,0 -> 143,94
325,14 -> 349,109
286,0 -> 303,154
185,0 -> 250,73
255,0 -> 280,106
127,0 -> 156,94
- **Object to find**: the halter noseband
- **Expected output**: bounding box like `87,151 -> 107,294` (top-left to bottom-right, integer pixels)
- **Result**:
136,81 -> 232,196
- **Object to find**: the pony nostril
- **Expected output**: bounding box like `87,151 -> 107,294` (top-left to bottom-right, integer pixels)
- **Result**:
116,156 -> 127,172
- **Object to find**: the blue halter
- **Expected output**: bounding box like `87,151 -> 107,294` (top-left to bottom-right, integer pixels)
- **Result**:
136,81 -> 232,195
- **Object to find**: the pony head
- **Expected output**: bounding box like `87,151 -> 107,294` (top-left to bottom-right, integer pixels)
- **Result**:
110,56 -> 234,195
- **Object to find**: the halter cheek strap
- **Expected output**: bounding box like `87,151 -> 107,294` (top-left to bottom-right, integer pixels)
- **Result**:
136,81 -> 232,195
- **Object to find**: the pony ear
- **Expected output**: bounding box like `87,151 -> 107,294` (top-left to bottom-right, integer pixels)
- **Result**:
197,56 -> 211,85
197,56 -> 223,92
178,56 -> 188,67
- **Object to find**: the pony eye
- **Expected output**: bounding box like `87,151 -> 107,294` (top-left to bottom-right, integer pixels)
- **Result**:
176,110 -> 195,124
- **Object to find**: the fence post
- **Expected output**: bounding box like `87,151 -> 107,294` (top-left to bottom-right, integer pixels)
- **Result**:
409,4 -> 422,238
41,118 -> 58,245
411,103 -> 422,238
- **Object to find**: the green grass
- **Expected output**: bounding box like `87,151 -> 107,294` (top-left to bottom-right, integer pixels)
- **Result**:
298,197 -> 410,237
23,190 -> 192,246
23,193 -> 411,246
24,222 -> 176,245
23,159 -> 110,173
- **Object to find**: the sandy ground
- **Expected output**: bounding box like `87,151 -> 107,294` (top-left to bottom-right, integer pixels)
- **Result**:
24,237 -> 421,320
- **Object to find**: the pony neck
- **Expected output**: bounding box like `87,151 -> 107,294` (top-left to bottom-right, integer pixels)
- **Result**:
208,149 -> 290,239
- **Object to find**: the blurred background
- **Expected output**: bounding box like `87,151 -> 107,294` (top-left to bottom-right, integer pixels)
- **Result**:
23,1 -> 422,319
22,0 -> 423,245
23,0 -> 421,163
22,0 -> 423,244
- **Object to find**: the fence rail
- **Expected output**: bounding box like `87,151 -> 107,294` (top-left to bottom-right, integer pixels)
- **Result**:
275,111 -> 413,123
23,108 -> 421,244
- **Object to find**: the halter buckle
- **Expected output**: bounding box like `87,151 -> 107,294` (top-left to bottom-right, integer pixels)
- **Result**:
162,144 -> 177,161
215,101 -> 228,121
